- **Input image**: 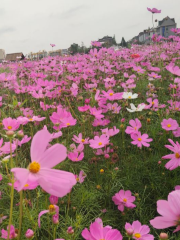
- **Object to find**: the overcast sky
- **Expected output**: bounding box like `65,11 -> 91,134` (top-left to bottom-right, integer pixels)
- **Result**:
0,0 -> 180,55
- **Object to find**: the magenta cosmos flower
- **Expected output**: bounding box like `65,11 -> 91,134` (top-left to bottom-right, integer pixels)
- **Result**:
131,132 -> 153,148
125,220 -> 154,240
1,225 -> 17,239
89,134 -> 109,149
2,117 -> 20,131
147,7 -> 161,13
150,190 -> 180,232
161,118 -> 179,131
81,218 -> 123,240
112,189 -> 136,212
11,129 -> 76,197
162,139 -> 180,170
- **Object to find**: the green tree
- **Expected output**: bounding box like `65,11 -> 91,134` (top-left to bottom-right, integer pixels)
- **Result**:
120,37 -> 127,47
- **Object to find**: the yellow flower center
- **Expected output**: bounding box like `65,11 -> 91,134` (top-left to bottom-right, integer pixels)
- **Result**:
128,96 -> 131,99
76,177 -> 79,181
66,123 -> 70,126
134,233 -> 141,238
29,161 -> 40,173
152,102 -> 154,105
24,184 -> 29,187
167,124 -> 171,128
7,126 -> 12,130
138,138 -> 142,141
137,69 -> 140,71
75,158 -> 78,161
81,139 -> 85,142
29,118 -> 33,121
109,93 -> 113,96
123,198 -> 127,202
48,204 -> 56,213
175,153 -> 180,158
134,127 -> 137,130
98,142 -> 102,146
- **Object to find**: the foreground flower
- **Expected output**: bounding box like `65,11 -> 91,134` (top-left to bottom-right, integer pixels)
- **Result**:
2,117 -> 20,131
81,218 -> 123,240
161,118 -> 179,131
150,190 -> 180,232
162,139 -> 180,170
11,129 -> 76,197
125,220 -> 154,239
112,189 -> 136,212
125,119 -> 142,135
75,170 -> 86,183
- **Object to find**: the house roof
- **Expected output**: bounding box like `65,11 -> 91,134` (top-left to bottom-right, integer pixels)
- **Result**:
5,52 -> 24,61
158,16 -> 176,27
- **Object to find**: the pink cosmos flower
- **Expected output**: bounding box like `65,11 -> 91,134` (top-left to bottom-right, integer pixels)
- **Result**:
72,133 -> 89,144
125,220 -> 154,239
11,129 -> 76,197
166,65 -> 180,77
161,118 -> 179,131
50,44 -> 56,47
173,127 -> 180,137
2,117 -> 20,131
92,118 -> 110,127
38,204 -> 59,227
70,143 -> 84,153
68,151 -> 84,162
101,126 -> 119,137
150,190 -> 180,232
81,218 -> 123,240
175,185 -> 180,190
78,105 -> 90,112
147,7 -> 161,13
75,170 -> 86,183
89,107 -> 104,119
162,139 -> 180,170
131,132 -> 153,148
112,189 -> 136,212
0,174 -> 2,181
9,180 -> 38,191
89,134 -> 109,149
148,72 -> 161,79
1,225 -> 18,239
125,119 -> 142,135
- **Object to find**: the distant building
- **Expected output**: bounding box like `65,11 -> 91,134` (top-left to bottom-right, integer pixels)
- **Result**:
5,52 -> 25,62
61,49 -> 69,56
130,16 -> 177,44
49,49 -> 61,57
156,16 -> 177,38
0,49 -> 5,62
98,36 -> 114,46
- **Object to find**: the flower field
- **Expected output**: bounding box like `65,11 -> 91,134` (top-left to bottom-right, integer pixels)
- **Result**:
1,36 -> 180,239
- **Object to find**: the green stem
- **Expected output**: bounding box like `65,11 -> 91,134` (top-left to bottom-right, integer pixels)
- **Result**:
18,191 -> 23,240
8,139 -> 14,240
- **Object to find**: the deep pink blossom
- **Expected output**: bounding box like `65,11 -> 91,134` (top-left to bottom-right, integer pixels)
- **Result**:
89,134 -> 109,149
161,118 -> 179,131
131,132 -> 153,148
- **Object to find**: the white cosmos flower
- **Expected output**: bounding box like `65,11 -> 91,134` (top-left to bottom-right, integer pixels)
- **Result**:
126,103 -> 145,112
122,92 -> 138,99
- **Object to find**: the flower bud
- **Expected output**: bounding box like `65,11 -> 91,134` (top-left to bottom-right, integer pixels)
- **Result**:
121,118 -> 125,123
67,226 -> 74,234
104,154 -> 110,159
126,228 -> 134,236
17,130 -> 24,138
159,233 -> 168,239
52,214 -> 59,224
6,130 -> 15,136
25,229 -> 34,239
49,195 -> 58,205
85,98 -> 90,104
